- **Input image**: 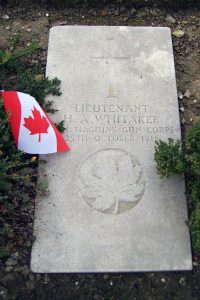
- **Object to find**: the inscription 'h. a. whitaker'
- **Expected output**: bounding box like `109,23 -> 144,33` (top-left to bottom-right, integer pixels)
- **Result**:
74,104 -> 158,124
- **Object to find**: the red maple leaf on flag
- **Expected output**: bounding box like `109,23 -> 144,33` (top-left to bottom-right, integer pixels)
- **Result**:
23,107 -> 49,142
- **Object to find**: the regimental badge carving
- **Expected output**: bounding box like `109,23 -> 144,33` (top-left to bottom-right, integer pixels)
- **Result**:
78,149 -> 146,214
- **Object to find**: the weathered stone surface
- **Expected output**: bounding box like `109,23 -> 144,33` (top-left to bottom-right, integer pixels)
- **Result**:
31,26 -> 192,272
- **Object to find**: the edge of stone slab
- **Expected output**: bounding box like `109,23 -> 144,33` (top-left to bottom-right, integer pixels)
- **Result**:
30,269 -> 193,274
49,25 -> 172,31
30,261 -> 193,273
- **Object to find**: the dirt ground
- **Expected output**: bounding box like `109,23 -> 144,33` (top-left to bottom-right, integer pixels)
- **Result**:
0,4 -> 200,300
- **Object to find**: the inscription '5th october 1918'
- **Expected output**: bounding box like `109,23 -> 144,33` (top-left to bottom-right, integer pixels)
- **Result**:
65,103 -> 175,143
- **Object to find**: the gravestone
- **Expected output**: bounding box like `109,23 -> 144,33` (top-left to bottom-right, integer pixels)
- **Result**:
31,26 -> 192,272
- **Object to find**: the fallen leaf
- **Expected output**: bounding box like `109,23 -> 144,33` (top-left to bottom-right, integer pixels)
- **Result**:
172,30 -> 185,38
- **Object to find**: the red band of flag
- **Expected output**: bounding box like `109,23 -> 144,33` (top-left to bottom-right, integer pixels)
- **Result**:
1,91 -> 70,154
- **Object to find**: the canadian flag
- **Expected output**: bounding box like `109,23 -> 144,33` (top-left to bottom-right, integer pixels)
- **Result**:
1,91 -> 70,154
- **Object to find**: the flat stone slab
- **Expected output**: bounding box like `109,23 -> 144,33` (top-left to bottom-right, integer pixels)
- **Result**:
31,26 -> 192,272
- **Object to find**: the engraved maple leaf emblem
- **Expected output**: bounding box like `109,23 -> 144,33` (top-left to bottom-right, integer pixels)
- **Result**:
79,150 -> 145,214
23,107 -> 49,142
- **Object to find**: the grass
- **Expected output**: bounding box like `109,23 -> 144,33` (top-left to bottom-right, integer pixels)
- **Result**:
154,121 -> 200,251
0,35 -> 64,260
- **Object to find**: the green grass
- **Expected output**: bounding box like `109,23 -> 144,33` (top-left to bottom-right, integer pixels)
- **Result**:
154,138 -> 185,178
154,121 -> 200,251
0,36 -> 63,210
0,34 -> 65,260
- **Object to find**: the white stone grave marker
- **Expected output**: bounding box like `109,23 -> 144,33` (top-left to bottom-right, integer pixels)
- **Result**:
31,26 -> 192,272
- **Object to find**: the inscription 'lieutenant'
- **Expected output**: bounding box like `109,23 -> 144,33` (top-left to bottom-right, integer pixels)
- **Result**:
75,104 -> 148,113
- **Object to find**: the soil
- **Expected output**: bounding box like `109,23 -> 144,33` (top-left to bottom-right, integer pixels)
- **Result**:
0,3 -> 200,300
